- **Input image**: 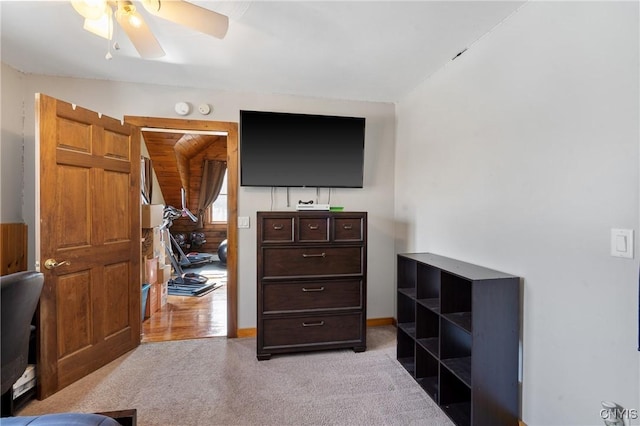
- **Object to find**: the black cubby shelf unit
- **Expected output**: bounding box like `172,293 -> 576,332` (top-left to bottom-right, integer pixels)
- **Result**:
396,253 -> 520,426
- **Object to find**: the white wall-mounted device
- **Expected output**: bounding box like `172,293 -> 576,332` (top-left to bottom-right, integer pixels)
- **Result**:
174,101 -> 191,116
610,228 -> 633,258
198,103 -> 212,115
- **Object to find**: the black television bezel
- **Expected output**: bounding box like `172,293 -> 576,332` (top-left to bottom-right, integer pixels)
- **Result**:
239,110 -> 365,188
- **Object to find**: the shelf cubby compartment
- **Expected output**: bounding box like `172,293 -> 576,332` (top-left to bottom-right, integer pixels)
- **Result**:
441,272 -> 471,314
397,287 -> 417,299
396,326 -> 415,377
397,256 -> 417,291
416,304 -> 439,357
440,367 -> 471,426
441,272 -> 472,332
397,291 -> 416,336
440,317 -> 471,386
417,297 -> 439,312
442,312 -> 472,333
416,263 -> 440,312
416,345 -> 439,401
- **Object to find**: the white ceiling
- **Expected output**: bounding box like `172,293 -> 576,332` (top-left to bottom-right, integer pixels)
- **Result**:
0,1 -> 525,103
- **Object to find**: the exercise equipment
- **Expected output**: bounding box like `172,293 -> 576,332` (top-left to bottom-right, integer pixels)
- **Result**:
173,233 -> 188,249
164,234 -> 216,296
161,203 -> 216,296
161,197 -> 215,268
218,239 -> 228,265
189,232 -> 206,249
170,233 -> 215,268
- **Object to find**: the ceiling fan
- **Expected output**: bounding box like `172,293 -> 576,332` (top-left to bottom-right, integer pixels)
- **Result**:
71,0 -> 229,59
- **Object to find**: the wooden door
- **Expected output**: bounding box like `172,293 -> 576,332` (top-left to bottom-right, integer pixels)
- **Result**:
36,94 -> 141,398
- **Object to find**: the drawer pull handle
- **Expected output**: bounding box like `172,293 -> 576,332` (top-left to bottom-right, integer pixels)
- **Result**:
343,224 -> 353,230
302,287 -> 325,292
302,253 -> 326,258
308,224 -> 319,230
302,321 -> 325,327
272,224 -> 284,230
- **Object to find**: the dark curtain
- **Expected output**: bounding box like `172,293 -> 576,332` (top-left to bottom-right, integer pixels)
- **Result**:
141,156 -> 153,204
196,159 -> 227,228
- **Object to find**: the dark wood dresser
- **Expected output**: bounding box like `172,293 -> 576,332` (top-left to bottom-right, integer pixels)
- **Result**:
256,211 -> 367,360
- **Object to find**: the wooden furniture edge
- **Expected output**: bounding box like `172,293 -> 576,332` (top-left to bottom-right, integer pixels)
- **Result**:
237,328 -> 257,338
96,408 -> 137,426
367,317 -> 395,327
237,317 -> 395,338
1,222 -> 28,275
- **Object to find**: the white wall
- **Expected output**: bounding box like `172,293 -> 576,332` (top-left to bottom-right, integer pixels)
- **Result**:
395,2 -> 639,425
0,64 -> 26,222
0,66 -> 396,329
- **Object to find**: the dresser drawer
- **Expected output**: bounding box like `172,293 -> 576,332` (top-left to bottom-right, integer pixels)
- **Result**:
334,217 -> 364,241
298,217 -> 329,241
262,247 -> 362,277
333,217 -> 364,241
262,313 -> 362,348
261,216 -> 294,242
263,279 -> 362,312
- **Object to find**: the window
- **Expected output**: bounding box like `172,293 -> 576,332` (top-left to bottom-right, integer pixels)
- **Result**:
210,171 -> 228,223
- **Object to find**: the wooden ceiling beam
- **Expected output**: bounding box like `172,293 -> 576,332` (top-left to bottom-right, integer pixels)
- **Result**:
141,129 -> 228,210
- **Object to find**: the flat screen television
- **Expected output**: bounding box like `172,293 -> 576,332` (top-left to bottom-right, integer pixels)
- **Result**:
240,110 -> 365,188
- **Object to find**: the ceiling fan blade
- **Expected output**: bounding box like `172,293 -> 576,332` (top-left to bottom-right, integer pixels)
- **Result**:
180,188 -> 198,222
141,0 -> 229,39
181,187 -> 188,210
115,10 -> 165,58
184,209 -> 198,222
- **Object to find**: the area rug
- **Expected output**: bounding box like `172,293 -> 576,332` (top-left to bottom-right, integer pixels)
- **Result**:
17,326 -> 454,426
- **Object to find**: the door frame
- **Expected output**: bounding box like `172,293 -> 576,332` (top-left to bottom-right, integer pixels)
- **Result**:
124,116 -> 238,338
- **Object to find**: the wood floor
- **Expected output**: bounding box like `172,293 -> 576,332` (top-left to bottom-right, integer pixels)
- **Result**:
141,281 -> 227,343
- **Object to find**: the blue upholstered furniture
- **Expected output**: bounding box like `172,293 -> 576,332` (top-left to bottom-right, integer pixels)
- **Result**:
0,413 -> 120,426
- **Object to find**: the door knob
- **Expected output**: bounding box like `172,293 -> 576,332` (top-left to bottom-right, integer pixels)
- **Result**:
44,258 -> 70,270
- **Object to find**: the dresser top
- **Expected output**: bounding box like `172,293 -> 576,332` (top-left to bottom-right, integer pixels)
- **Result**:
257,211 -> 366,213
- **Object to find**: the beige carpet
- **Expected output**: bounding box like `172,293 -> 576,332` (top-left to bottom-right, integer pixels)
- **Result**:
18,326 -> 454,426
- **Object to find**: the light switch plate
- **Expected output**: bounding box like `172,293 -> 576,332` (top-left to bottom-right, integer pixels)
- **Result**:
238,216 -> 250,229
611,228 -> 633,258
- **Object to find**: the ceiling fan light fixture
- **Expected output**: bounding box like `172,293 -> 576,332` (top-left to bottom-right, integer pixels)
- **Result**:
71,0 -> 107,20
114,1 -> 165,59
140,0 -> 161,13
83,10 -> 113,40
119,1 -> 136,15
128,14 -> 143,28
116,1 -> 143,29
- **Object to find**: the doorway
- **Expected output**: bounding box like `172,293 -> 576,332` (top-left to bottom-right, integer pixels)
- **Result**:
124,116 -> 238,339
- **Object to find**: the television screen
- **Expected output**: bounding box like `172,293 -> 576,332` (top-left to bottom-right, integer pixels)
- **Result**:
240,110 -> 365,188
